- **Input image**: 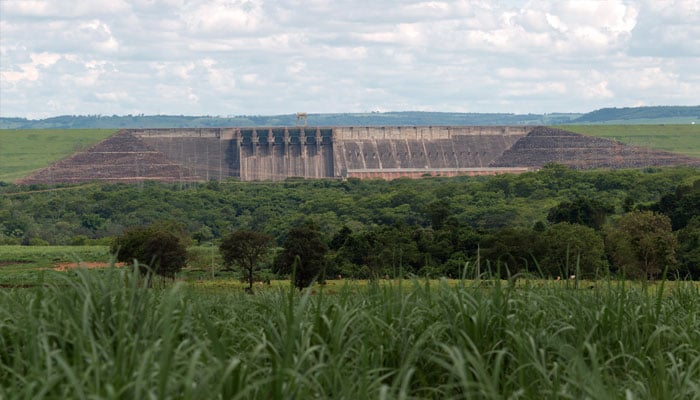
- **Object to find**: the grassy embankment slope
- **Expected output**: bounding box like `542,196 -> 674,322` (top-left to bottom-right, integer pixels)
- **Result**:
562,124 -> 700,159
0,129 -> 116,182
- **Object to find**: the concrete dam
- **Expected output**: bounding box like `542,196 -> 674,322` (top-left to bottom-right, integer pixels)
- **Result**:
19,126 -> 700,184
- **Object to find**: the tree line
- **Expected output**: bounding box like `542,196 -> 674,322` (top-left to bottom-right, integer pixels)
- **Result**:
2,164 -> 699,281
0,111 -> 576,129
4,106 -> 698,129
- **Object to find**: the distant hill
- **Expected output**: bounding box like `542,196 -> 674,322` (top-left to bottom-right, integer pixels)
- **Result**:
1,106 -> 698,129
570,106 -> 700,124
1,112 -> 579,129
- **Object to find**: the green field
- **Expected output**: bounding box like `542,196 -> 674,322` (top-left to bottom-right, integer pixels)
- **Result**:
0,245 -> 112,286
562,124 -> 700,158
0,129 -> 116,182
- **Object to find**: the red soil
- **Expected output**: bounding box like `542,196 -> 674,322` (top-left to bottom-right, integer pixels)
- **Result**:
53,262 -> 126,271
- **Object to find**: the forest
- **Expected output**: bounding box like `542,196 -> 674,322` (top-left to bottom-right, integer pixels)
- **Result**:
1,164 -> 698,280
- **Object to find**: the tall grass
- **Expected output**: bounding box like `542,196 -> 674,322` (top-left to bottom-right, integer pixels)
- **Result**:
1,267 -> 699,399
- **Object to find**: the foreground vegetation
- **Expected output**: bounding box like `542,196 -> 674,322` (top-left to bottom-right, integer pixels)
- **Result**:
1,266 -> 699,399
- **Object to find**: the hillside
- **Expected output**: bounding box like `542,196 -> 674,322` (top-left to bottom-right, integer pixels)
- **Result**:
571,106 -> 700,124
0,112 -> 579,129
2,106 -> 699,129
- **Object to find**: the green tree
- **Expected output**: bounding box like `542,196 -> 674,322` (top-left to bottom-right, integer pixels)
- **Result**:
329,226 -> 353,251
547,197 -> 613,230
540,223 -> 606,278
676,216 -> 700,279
219,229 -> 273,292
425,199 -> 451,230
142,230 -> 188,279
652,180 -> 700,230
481,227 -> 540,277
605,211 -> 677,280
275,221 -> 328,290
111,223 -> 189,281
192,225 -> 214,245
336,229 -> 381,278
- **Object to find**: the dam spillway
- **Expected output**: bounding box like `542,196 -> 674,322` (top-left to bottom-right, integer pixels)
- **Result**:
18,126 -> 700,184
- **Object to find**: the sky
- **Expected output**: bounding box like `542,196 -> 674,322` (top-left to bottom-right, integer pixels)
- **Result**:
1,0 -> 699,119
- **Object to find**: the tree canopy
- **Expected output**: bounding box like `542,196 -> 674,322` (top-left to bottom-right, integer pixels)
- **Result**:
547,197 -> 614,230
219,229 -> 273,292
605,211 -> 677,280
111,222 -> 189,279
2,166 -> 699,280
275,221 -> 328,290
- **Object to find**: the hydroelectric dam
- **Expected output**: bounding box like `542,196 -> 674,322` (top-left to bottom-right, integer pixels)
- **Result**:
20,126 -> 700,184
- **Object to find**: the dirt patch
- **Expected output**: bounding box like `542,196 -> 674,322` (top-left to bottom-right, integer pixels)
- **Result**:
53,261 -> 126,271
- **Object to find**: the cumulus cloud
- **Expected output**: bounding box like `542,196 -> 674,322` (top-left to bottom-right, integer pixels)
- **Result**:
0,0 -> 698,118
184,0 -> 266,35
1,52 -> 62,85
628,0 -> 700,57
0,0 -> 130,18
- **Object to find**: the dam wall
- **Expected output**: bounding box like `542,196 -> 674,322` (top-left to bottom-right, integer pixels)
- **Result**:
21,125 -> 699,185
333,126 -> 530,140
134,128 -> 238,181
129,126 -> 531,181
20,126 -> 546,184
333,126 -> 529,178
132,127 -> 338,181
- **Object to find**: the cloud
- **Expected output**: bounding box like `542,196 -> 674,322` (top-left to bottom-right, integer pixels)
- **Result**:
628,0 -> 700,57
184,0 -> 267,36
1,52 -> 62,85
0,0 -> 130,18
1,0 -> 698,118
